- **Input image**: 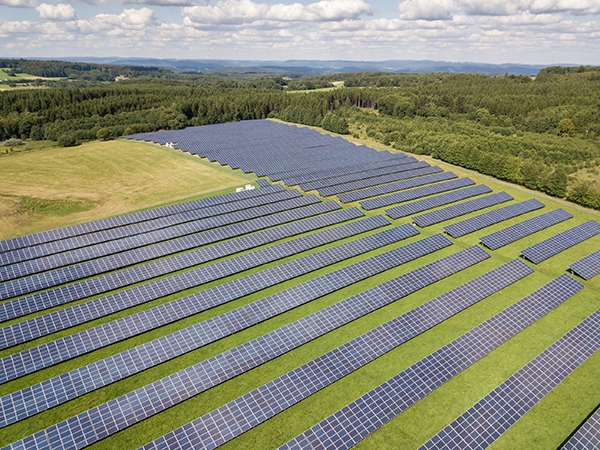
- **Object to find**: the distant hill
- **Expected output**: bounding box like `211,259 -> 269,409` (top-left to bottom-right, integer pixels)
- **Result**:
25,57 -> 560,76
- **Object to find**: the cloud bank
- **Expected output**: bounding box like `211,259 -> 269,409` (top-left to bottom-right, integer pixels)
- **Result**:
0,0 -> 599,64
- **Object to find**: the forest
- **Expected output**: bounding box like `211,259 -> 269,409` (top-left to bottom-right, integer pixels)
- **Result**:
1,60 -> 599,210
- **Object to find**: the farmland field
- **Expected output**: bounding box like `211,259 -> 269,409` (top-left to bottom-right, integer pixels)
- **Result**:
0,120 -> 599,450
0,139 -> 251,240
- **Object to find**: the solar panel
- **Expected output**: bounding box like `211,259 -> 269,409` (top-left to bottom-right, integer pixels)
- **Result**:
0,188 -> 300,267
0,220 -> 416,385
421,305 -> 600,450
279,155 -> 408,185
255,179 -> 271,187
0,214 -> 386,351
4,241 -> 489,450
412,192 -> 513,228
280,274 -> 584,450
299,160 -> 425,192
319,166 -> 446,199
0,192 -> 316,282
386,185 -> 493,220
0,208 -> 363,325
569,249 -> 600,280
0,183 -> 285,254
317,165 -> 442,197
444,198 -> 545,238
141,258 -> 531,450
0,222 -> 421,424
521,220 -> 600,264
338,171 -> 456,203
480,208 -> 573,250
359,178 -> 475,211
0,200 -> 341,301
562,407 -> 600,450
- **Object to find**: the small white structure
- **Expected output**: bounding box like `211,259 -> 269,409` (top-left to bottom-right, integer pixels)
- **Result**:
236,184 -> 256,193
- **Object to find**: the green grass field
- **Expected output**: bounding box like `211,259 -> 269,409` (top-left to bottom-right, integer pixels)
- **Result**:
0,128 -> 599,450
0,68 -> 63,90
0,139 -> 252,240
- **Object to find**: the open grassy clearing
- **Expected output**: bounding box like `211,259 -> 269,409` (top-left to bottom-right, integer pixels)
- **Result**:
0,69 -> 62,90
286,81 -> 344,93
0,139 -> 252,241
0,68 -> 63,81
0,128 -> 599,449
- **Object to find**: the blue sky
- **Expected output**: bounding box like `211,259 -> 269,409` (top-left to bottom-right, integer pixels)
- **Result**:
1,0 -> 600,64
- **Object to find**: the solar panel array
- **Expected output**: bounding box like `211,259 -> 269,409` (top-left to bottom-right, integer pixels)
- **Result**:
0,191 -> 314,282
2,119 -> 598,450
569,249 -> 600,280
307,161 -> 430,195
521,220 -> 600,264
420,305 -> 600,450
0,187 -> 298,267
3,244 -> 490,450
337,171 -> 456,203
281,274 -> 584,450
444,199 -> 545,238
0,200 -> 340,300
0,183 -> 285,254
128,120 -> 399,180
562,407 -> 600,450
412,192 -> 513,228
142,258 -> 531,450
480,208 -> 573,250
359,177 -> 475,211
255,179 -> 271,187
0,222 -> 419,425
0,220 -> 419,385
318,165 -> 444,197
0,208 -> 362,322
298,158 -> 420,191
277,154 -> 406,185
0,213 -> 388,350
385,185 -> 493,220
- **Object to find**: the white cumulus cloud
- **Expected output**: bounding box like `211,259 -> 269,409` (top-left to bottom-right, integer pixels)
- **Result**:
36,3 -> 77,20
77,7 -> 155,32
397,0 -> 457,20
458,0 -> 526,15
181,0 -> 373,25
124,0 -> 201,7
529,0 -> 600,15
0,0 -> 36,7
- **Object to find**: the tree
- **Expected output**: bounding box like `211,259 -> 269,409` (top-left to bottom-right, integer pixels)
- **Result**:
543,167 -> 568,197
96,128 -> 112,141
57,133 -> 77,147
30,126 -> 44,141
556,118 -> 575,137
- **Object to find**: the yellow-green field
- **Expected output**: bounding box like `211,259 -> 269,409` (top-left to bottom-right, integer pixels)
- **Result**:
0,68 -> 63,90
0,139 -> 252,240
0,127 -> 599,450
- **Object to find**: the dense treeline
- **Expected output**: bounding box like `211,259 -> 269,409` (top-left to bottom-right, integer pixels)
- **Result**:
0,83 -> 348,143
1,66 -> 599,209
0,59 -> 171,81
